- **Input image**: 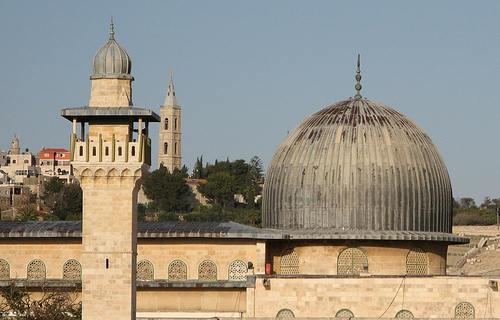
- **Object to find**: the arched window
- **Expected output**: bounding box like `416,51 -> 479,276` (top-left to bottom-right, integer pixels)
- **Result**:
131,146 -> 136,157
455,302 -> 475,319
105,146 -> 109,156
137,260 -> 154,281
228,260 -> 247,281
92,147 -> 96,156
27,259 -> 46,280
63,259 -> 81,280
174,118 -> 178,130
0,259 -> 10,280
118,146 -> 122,156
395,310 -> 414,318
164,142 -> 168,155
337,248 -> 368,276
164,118 -> 169,130
279,248 -> 299,275
276,309 -> 295,318
406,248 -> 428,275
198,260 -> 217,281
174,142 -> 178,155
335,309 -> 354,319
79,146 -> 84,157
168,260 -> 187,281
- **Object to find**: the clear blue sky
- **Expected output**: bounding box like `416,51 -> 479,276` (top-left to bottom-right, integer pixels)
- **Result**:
0,1 -> 498,202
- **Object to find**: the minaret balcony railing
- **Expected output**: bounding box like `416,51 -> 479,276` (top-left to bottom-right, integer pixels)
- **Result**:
71,133 -> 151,166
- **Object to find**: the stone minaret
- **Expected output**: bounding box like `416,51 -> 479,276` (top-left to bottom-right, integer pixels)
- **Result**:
157,72 -> 182,170
9,135 -> 20,155
61,21 -> 159,320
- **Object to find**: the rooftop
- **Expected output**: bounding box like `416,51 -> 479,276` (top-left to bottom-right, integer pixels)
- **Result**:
0,221 -> 468,243
60,107 -> 160,122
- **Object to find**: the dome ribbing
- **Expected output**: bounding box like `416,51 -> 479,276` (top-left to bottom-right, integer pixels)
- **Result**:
262,98 -> 453,234
91,21 -> 132,80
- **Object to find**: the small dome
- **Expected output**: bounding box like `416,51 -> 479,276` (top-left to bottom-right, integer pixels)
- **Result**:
91,22 -> 132,80
262,98 -> 453,234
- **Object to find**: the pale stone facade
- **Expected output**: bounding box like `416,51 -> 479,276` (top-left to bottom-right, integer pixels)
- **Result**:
157,74 -> 182,171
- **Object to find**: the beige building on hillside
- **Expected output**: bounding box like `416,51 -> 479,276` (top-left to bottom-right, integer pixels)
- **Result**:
0,24 -> 498,320
0,136 -> 36,184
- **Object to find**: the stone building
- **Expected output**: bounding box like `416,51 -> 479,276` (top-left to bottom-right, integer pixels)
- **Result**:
0,136 -> 36,184
38,148 -> 72,181
0,25 -> 499,319
158,72 -> 182,171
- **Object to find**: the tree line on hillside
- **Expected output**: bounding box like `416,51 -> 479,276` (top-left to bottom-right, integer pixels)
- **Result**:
452,196 -> 500,225
141,156 -> 263,226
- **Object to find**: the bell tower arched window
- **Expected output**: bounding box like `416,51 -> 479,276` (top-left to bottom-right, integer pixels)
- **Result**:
164,143 -> 168,155
164,118 -> 169,130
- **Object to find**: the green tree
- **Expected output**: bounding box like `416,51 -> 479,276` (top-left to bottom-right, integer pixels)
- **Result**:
198,171 -> 237,207
41,178 -> 83,221
142,165 -> 193,213
192,155 -> 205,179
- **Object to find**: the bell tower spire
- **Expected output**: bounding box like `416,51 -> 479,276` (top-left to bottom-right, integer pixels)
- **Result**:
164,70 -> 177,106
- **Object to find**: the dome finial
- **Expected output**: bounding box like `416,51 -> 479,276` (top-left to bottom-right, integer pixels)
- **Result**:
109,17 -> 115,40
354,54 -> 362,99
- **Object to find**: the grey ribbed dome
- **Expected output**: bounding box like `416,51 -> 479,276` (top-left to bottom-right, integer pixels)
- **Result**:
262,98 -> 453,234
91,23 -> 132,80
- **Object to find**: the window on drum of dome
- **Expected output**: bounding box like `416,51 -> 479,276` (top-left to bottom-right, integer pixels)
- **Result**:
105,147 -> 109,156
137,260 -> 154,281
0,259 -> 10,280
276,309 -> 295,319
27,259 -> 46,280
279,248 -> 299,275
168,260 -> 187,281
92,147 -> 96,156
335,309 -> 354,319
79,146 -> 84,157
118,147 -> 122,156
406,248 -> 428,275
228,260 -> 247,281
131,146 -> 135,157
198,260 -> 217,281
455,302 -> 475,319
337,248 -> 368,276
395,310 -> 414,318
63,259 -> 81,280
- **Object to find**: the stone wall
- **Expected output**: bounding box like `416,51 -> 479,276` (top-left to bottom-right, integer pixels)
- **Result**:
247,275 -> 500,318
89,78 -> 132,107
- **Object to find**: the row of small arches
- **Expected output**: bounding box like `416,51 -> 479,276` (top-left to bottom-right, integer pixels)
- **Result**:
279,247 -> 428,275
0,259 -> 248,282
138,259 -> 248,281
276,302 -> 475,318
0,259 -> 81,281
